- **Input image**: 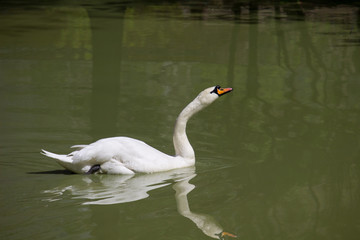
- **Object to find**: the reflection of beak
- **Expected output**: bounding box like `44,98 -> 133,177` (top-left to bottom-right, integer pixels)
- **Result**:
217,87 -> 233,96
221,231 -> 237,239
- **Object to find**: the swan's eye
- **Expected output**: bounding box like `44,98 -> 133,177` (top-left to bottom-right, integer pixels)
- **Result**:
210,85 -> 221,94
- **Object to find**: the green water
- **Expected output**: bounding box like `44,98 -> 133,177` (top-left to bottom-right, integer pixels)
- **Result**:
1,1 -> 360,239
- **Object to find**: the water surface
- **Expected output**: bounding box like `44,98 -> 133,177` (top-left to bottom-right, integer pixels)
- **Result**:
1,1 -> 360,240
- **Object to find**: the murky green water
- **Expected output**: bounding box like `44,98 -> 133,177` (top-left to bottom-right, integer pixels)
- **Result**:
1,1 -> 360,239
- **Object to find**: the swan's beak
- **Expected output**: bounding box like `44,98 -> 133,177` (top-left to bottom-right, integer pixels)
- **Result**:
216,231 -> 237,239
221,231 -> 237,238
217,87 -> 233,96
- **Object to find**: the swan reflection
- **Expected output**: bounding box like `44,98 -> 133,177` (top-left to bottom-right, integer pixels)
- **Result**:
43,168 -> 236,239
43,167 -> 195,205
174,175 -> 237,239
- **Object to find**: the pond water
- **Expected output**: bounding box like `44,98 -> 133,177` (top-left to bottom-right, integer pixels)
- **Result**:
1,1 -> 360,239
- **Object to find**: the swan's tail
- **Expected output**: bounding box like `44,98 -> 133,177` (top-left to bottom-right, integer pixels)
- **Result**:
41,149 -> 75,172
41,149 -> 72,162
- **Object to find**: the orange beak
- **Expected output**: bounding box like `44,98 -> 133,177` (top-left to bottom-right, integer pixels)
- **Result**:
221,231 -> 237,238
217,87 -> 233,96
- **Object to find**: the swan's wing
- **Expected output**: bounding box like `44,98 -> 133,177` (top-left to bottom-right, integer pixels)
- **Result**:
71,137 -> 185,173
71,137 -> 165,164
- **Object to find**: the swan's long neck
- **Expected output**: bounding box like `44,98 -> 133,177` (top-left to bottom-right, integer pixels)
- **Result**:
173,97 -> 206,160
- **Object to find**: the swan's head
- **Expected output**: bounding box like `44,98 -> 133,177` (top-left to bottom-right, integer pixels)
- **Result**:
197,85 -> 233,106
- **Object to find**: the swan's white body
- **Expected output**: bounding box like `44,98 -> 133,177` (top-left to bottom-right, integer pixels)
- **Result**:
42,86 -> 232,174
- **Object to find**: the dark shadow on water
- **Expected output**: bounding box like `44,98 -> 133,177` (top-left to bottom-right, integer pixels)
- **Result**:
27,169 -> 75,175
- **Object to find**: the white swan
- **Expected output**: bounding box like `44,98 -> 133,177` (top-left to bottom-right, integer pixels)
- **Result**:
41,85 -> 232,174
